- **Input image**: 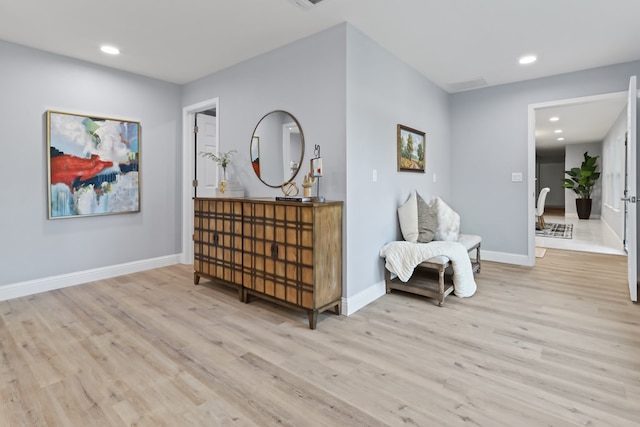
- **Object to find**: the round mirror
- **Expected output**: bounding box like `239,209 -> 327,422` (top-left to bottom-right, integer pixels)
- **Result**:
250,110 -> 304,188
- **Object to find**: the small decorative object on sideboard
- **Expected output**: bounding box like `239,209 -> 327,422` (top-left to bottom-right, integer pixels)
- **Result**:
302,173 -> 316,198
310,144 -> 324,202
280,181 -> 299,197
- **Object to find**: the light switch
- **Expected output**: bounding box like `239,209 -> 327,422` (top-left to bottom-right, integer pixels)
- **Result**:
512,172 -> 523,182
372,169 -> 377,182
433,173 -> 437,183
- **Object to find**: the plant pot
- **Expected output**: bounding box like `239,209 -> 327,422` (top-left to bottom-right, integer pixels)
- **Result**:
576,198 -> 592,219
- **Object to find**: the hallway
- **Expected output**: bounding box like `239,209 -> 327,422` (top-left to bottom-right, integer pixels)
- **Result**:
536,212 -> 625,256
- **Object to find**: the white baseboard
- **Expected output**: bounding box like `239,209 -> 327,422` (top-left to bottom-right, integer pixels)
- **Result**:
0,254 -> 181,302
341,279 -> 386,316
3,251 -> 529,311
341,251 -> 532,315
482,250 -> 530,266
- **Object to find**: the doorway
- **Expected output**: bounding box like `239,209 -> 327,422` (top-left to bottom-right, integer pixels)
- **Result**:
528,92 -> 627,264
181,97 -> 219,265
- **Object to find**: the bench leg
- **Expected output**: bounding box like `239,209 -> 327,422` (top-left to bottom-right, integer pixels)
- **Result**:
438,266 -> 445,306
385,269 -> 392,293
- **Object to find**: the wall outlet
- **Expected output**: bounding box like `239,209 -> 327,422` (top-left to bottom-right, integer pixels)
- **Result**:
511,172 -> 523,182
372,169 -> 377,182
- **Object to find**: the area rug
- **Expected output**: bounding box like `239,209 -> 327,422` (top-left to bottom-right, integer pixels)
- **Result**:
536,222 -> 573,239
535,247 -> 547,258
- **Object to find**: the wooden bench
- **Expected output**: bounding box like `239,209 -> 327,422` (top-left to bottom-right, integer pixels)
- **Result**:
385,234 -> 481,306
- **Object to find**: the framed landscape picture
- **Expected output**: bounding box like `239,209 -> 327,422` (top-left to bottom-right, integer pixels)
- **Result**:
46,110 -> 141,219
397,124 -> 425,172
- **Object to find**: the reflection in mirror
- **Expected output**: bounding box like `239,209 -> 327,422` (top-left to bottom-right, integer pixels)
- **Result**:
251,110 -> 304,188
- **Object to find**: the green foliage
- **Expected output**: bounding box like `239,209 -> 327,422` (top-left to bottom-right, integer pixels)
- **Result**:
200,149 -> 237,168
563,151 -> 601,199
407,134 -> 414,161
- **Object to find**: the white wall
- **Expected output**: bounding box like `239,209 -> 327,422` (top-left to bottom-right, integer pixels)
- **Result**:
0,41 -> 182,287
450,61 -> 640,257
564,142 -> 603,217
601,108 -> 627,239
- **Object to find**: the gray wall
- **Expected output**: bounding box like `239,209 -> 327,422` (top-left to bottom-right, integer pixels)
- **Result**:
345,26 -> 451,298
182,25 -> 347,202
182,24 -> 452,301
564,142 -> 603,217
181,25 -> 348,294
0,41 -> 182,286
4,25 -> 640,302
450,61 -> 640,256
536,159 -> 565,209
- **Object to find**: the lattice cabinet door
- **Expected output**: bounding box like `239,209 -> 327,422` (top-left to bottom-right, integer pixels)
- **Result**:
193,198 -> 243,294
242,202 -> 315,308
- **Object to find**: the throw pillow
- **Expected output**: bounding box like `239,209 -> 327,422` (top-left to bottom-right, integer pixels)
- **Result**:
397,191 -> 418,242
433,197 -> 460,241
416,193 -> 437,243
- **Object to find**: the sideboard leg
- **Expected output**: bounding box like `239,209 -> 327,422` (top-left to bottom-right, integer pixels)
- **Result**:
194,272 -> 200,285
333,301 -> 342,315
308,311 -> 318,330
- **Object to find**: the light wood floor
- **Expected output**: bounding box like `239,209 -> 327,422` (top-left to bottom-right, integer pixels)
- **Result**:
1,250 -> 639,426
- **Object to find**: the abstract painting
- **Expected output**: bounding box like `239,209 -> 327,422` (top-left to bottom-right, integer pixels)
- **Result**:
47,111 -> 140,219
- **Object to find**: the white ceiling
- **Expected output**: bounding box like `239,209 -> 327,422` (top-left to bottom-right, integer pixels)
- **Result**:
535,95 -> 628,155
2,0 -> 640,91
2,0 -> 639,152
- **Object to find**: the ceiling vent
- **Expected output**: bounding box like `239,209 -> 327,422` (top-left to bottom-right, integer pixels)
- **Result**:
447,77 -> 488,92
292,0 -> 324,9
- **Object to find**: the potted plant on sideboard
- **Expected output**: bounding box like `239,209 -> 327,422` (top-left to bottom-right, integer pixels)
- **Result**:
563,151 -> 601,219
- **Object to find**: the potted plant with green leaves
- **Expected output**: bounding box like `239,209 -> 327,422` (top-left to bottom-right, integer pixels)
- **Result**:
563,151 -> 600,219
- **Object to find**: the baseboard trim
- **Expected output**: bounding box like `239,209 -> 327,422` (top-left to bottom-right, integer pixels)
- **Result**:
483,250 -> 530,266
342,279 -> 386,316
0,254 -> 181,302
2,252 -> 529,309
341,251 -> 531,314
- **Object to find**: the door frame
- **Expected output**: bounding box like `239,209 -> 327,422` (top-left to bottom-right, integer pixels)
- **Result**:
181,97 -> 219,264
527,91 -> 626,265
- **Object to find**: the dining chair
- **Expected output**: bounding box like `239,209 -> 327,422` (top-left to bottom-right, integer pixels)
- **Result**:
535,187 -> 550,230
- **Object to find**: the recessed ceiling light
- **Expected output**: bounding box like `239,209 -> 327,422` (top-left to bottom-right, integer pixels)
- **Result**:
519,55 -> 537,65
557,137 -> 565,141
554,129 -> 563,134
549,117 -> 559,122
100,45 -> 120,55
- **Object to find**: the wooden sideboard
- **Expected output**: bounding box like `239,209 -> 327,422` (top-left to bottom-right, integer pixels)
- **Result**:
193,197 -> 343,329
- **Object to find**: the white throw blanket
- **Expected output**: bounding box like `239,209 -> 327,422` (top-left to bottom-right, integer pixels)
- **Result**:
379,240 -> 477,298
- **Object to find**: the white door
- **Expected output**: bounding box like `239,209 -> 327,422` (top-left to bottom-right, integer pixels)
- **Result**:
625,76 -> 638,302
195,113 -> 219,198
